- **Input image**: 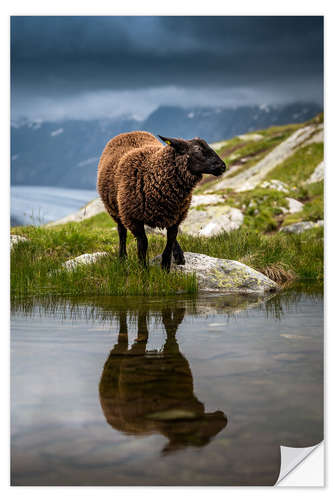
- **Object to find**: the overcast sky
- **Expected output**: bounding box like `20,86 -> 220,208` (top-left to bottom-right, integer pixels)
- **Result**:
11,16 -> 323,122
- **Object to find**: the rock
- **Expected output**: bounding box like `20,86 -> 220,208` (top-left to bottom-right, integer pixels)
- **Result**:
280,220 -> 324,234
211,124 -> 320,193
151,252 -> 278,294
47,198 -> 105,226
63,252 -> 108,271
280,198 -> 304,214
305,161 -> 324,184
302,124 -> 324,146
10,234 -> 28,249
260,179 -> 289,193
180,206 -> 243,236
190,194 -> 225,207
238,132 -> 263,141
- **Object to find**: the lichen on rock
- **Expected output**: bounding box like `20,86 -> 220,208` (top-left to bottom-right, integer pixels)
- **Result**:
152,252 -> 278,294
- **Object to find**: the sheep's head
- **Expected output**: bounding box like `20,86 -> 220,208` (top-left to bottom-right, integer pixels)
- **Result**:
158,135 -> 226,177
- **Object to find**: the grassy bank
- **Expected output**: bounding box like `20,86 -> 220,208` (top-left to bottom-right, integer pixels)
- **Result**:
11,214 -> 323,298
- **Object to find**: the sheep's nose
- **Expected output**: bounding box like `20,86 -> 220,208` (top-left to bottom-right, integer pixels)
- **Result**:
217,160 -> 226,174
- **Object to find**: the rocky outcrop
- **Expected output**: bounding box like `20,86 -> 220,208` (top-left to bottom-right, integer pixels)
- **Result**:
10,234 -> 28,249
180,206 -> 243,237
237,132 -> 263,141
190,194 -> 226,207
152,252 -> 278,294
63,252 -> 108,271
210,124 -> 321,193
280,220 -> 324,234
305,161 -> 324,184
46,198 -> 105,226
302,124 -> 324,146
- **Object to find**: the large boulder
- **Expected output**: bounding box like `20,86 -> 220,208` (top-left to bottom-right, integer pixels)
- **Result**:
152,252 -> 278,294
180,206 -> 243,237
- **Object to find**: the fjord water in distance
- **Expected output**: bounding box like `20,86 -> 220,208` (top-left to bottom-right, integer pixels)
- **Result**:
11,185 -> 97,226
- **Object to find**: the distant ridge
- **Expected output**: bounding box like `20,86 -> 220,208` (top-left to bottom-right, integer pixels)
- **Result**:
11,102 -> 322,190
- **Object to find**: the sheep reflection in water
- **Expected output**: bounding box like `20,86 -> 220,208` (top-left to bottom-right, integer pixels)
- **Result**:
99,307 -> 227,454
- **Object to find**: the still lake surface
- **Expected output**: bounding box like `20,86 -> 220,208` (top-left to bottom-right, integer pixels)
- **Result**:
11,185 -> 97,226
11,288 -> 323,486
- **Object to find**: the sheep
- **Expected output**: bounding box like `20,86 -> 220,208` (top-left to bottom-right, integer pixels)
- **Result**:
97,131 -> 226,271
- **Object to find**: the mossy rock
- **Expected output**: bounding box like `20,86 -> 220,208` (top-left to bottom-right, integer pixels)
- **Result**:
152,252 -> 278,294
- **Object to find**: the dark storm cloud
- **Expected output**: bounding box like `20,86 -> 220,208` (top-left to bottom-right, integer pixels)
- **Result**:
10,16 -> 323,120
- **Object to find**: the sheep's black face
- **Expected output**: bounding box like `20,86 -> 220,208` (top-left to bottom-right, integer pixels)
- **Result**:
188,138 -> 226,177
158,135 -> 226,177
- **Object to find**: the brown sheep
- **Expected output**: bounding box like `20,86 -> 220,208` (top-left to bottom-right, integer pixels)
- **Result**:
97,131 -> 226,271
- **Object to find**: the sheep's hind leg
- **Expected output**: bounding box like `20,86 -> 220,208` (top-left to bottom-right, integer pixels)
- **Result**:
117,221 -> 127,259
173,239 -> 185,265
162,225 -> 178,272
130,221 -> 148,267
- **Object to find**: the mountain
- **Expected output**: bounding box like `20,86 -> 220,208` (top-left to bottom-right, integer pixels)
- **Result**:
11,102 -> 322,190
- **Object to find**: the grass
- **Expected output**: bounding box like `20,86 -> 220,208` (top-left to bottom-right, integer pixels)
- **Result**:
11,217 -> 323,298
11,219 -> 197,298
229,187 -> 289,232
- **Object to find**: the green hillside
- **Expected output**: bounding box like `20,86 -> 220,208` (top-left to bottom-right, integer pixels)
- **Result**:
11,113 -> 324,297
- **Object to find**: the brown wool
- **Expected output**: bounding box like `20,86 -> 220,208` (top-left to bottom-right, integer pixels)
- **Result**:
97,131 -> 202,232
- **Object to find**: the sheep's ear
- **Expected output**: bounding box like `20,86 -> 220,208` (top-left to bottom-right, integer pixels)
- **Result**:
158,135 -> 174,146
158,135 -> 187,153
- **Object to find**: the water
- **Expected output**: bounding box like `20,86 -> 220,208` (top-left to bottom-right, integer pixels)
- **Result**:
11,185 -> 97,226
11,289 -> 323,486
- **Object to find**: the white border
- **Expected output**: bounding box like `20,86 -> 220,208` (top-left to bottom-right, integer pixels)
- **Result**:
2,1 -> 331,496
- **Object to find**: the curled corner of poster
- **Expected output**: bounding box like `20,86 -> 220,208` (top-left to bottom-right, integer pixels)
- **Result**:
276,441 -> 324,487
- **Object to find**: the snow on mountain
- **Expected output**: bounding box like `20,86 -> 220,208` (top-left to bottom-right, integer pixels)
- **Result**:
11,102 -> 322,190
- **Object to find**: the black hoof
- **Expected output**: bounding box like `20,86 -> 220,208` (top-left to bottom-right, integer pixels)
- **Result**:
173,251 -> 185,265
174,255 -> 185,265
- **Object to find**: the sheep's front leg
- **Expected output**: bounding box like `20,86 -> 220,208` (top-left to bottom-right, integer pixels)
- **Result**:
131,221 -> 148,267
173,239 -> 185,265
117,221 -> 127,259
162,225 -> 178,272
